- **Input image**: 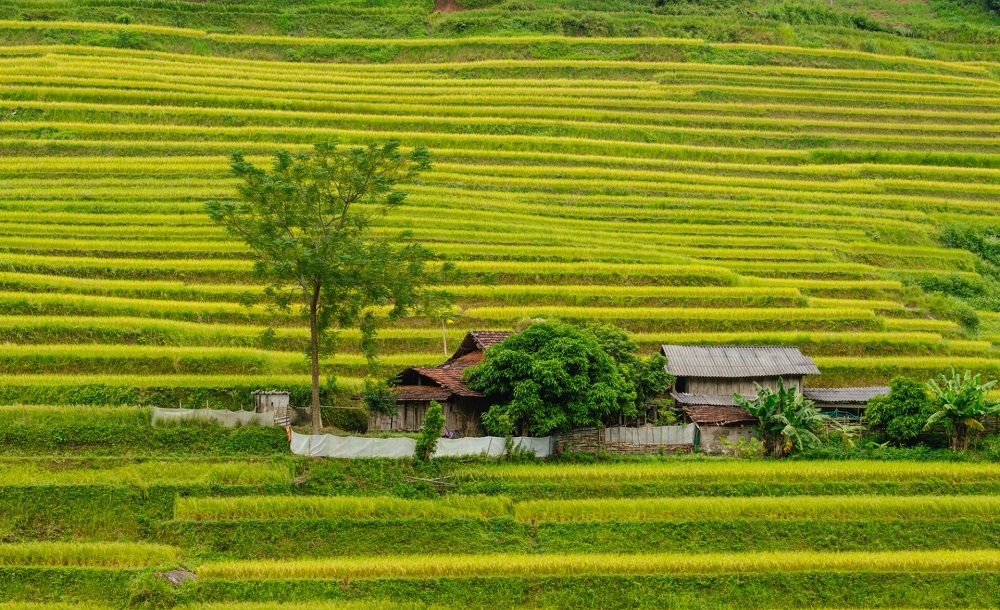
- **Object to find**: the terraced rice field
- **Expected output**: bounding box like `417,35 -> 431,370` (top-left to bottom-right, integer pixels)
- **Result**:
6,441 -> 1000,607
0,21 -> 999,404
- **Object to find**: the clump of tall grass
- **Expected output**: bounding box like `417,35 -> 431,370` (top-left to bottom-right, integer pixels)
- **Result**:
174,495 -> 512,521
197,550 -> 1000,580
0,542 -> 177,567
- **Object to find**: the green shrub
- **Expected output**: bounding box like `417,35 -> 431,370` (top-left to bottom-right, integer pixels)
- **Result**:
320,407 -> 368,434
865,376 -> 935,446
414,401 -> 445,461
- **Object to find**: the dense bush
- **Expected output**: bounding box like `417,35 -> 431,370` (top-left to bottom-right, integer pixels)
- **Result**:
865,376 -> 936,447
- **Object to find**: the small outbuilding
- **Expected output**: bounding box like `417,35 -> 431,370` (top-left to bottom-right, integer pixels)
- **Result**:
672,393 -> 758,454
662,345 -> 820,454
369,330 -> 513,436
662,344 -> 820,395
804,386 -> 890,423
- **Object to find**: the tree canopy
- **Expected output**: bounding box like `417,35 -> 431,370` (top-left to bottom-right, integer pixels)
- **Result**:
466,322 -> 671,436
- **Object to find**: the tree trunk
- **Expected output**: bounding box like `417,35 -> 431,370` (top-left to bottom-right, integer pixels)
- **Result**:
309,289 -> 322,435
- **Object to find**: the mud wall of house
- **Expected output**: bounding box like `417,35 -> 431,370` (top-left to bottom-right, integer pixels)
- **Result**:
698,424 -> 758,455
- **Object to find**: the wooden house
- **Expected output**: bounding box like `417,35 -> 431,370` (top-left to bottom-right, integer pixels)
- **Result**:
661,345 -> 821,454
369,330 -> 512,435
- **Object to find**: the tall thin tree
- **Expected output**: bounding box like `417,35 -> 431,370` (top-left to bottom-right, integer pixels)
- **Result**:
206,140 -> 441,433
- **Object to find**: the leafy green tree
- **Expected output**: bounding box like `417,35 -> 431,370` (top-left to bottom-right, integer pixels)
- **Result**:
467,322 -> 636,436
925,368 -> 1000,451
733,378 -> 827,458
585,323 -> 674,414
205,141 -> 440,433
864,376 -> 933,446
414,400 -> 445,461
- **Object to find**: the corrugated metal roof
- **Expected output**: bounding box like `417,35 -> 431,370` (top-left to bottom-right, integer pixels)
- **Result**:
804,387 -> 889,404
661,345 -> 820,378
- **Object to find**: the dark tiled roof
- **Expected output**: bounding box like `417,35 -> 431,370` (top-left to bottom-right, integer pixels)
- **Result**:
439,351 -> 485,371
393,330 -> 511,402
393,385 -> 454,401
411,366 -> 484,398
661,345 -> 820,378
672,392 -> 742,407
469,330 -> 513,350
446,330 -> 513,364
804,387 -> 890,404
682,405 -> 757,426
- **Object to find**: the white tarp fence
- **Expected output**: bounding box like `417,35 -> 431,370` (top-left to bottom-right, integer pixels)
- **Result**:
291,432 -> 553,459
152,407 -> 274,428
604,424 -> 696,445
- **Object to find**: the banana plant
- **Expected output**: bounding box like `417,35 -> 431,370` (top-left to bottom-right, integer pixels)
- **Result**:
925,368 -> 1000,451
734,377 -> 827,458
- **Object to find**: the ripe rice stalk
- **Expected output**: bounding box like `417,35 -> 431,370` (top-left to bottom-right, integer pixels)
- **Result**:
196,550 -> 1000,580
0,542 -> 177,567
174,495 -> 513,521
0,460 -> 291,486
459,461 -> 1000,485
513,495 -> 1000,522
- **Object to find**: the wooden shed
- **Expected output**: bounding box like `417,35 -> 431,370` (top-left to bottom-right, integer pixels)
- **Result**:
369,330 -> 512,436
661,345 -> 820,454
803,386 -> 889,422
661,344 -> 820,395
672,393 -> 758,454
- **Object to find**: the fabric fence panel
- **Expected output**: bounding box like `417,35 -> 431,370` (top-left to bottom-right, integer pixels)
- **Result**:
435,436 -> 506,458
290,433 -> 553,459
291,432 -> 417,458
152,407 -> 275,427
512,435 -> 554,458
604,425 -> 696,445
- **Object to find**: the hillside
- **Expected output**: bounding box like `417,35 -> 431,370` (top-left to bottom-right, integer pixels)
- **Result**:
0,0 -> 998,406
